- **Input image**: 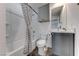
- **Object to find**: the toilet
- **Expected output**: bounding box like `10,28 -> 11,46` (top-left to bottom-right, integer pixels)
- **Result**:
37,39 -> 46,56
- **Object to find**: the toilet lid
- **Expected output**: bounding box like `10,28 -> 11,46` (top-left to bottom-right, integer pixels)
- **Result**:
37,40 -> 46,47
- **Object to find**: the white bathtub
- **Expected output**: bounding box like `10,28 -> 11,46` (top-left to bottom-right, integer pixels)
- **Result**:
6,46 -> 26,56
6,39 -> 37,56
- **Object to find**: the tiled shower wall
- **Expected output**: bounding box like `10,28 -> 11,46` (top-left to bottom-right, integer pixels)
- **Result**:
6,3 -> 26,54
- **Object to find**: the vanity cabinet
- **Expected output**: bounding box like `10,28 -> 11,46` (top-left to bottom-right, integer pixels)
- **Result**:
51,32 -> 75,56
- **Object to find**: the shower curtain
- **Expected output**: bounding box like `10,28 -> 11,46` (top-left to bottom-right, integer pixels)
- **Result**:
21,3 -> 33,55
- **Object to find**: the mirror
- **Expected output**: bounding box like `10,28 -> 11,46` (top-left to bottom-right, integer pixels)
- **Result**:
50,5 -> 63,30
50,3 -> 67,31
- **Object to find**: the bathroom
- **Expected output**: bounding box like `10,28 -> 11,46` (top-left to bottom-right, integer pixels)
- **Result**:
0,3 -> 79,56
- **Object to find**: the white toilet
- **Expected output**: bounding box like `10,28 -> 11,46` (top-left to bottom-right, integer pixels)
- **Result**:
37,39 -> 46,56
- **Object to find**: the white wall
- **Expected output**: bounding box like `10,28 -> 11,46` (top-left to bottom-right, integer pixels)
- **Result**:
0,4 -> 7,56
29,4 -> 50,36
66,3 -> 79,56
31,8 -> 50,50
30,4 -> 50,49
39,22 -> 50,34
32,4 -> 50,34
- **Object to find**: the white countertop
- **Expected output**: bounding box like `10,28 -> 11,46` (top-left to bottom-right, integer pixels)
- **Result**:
51,29 -> 75,34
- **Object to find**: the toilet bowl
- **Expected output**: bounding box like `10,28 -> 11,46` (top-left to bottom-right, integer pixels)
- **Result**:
37,39 -> 46,56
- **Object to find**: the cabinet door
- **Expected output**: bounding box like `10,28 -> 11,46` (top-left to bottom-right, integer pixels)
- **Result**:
52,33 -> 74,56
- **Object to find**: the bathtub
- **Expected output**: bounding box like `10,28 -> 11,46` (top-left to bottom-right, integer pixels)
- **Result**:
6,46 -> 26,56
